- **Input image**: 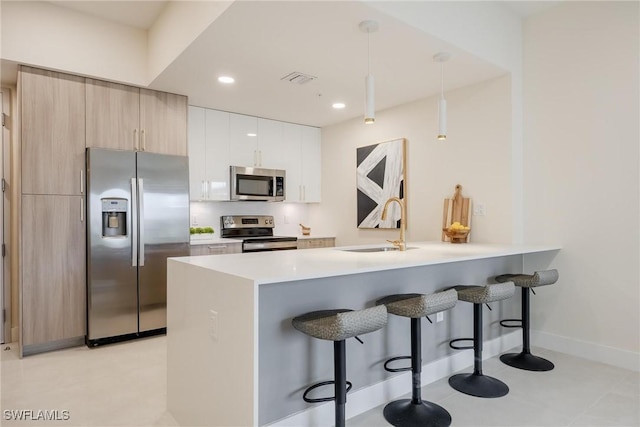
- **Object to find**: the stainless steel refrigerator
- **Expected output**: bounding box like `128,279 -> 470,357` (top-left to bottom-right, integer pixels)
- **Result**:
86,148 -> 189,346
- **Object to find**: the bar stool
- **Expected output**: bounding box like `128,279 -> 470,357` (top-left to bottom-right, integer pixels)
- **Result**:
495,269 -> 559,371
448,282 -> 515,398
292,305 -> 388,427
376,289 -> 458,427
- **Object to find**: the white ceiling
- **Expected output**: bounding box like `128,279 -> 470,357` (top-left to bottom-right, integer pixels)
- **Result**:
13,1 -> 557,127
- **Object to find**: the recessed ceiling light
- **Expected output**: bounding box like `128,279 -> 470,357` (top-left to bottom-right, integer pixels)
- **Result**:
218,76 -> 235,84
247,133 -> 257,137
332,102 -> 346,109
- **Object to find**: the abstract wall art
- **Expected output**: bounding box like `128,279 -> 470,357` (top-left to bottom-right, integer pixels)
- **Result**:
356,138 -> 406,228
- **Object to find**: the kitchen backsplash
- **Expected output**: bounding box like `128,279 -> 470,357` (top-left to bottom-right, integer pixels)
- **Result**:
190,202 -> 312,237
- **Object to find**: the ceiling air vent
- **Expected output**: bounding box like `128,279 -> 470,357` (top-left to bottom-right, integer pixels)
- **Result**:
280,72 -> 317,85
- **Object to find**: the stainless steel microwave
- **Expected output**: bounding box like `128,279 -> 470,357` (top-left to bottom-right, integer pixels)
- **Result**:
230,166 -> 286,201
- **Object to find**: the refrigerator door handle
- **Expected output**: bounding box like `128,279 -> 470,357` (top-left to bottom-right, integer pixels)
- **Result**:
131,178 -> 138,267
138,178 -> 145,267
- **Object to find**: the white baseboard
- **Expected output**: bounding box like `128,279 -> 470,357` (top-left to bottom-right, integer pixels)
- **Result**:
531,330 -> 640,372
268,331 -> 521,427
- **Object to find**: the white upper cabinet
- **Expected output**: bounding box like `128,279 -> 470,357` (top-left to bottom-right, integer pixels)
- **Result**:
229,113 -> 258,167
257,118 -> 286,169
188,106 -> 206,200
205,109 -> 231,200
188,108 -> 321,203
301,126 -> 322,202
188,107 -> 230,201
282,123 -> 321,203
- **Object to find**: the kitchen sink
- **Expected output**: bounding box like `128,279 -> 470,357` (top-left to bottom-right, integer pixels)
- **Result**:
342,246 -> 417,253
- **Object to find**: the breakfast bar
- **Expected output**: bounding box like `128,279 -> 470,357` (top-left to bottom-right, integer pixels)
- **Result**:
166,242 -> 560,426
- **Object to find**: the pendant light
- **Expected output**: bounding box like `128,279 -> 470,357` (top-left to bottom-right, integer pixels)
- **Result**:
359,20 -> 378,124
433,52 -> 451,140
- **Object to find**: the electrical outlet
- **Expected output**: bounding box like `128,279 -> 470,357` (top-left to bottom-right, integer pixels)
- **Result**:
473,204 -> 486,216
192,215 -> 198,226
209,310 -> 218,341
436,312 -> 444,323
283,215 -> 290,224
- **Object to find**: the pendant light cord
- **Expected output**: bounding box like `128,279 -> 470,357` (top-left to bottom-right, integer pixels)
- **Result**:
367,31 -> 371,75
440,62 -> 444,99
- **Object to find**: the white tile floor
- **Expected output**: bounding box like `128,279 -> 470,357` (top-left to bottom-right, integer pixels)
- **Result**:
1,336 -> 638,426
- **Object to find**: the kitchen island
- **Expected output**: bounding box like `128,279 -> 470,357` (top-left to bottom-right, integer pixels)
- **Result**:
166,242 -> 560,426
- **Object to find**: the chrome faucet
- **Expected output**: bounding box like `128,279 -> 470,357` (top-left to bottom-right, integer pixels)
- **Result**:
381,197 -> 406,251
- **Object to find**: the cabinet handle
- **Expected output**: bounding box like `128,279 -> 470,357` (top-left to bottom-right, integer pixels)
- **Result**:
80,170 -> 84,194
302,185 -> 306,201
141,129 -> 146,151
207,180 -> 211,199
253,150 -> 257,166
201,180 -> 205,200
80,197 -> 84,222
207,245 -> 227,250
134,129 -> 139,150
258,150 -> 262,166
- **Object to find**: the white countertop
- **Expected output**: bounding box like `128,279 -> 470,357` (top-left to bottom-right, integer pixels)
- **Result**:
173,241 -> 561,285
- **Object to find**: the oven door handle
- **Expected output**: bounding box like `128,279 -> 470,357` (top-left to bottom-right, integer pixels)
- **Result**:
243,241 -> 298,251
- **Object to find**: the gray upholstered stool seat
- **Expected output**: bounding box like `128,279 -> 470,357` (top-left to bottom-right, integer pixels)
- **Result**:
292,306 -> 387,341
495,269 -> 559,371
495,269 -> 559,288
292,305 -> 387,427
448,282 -> 515,398
376,289 -> 458,427
377,289 -> 458,318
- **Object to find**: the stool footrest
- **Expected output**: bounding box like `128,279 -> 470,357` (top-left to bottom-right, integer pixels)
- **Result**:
383,356 -> 412,373
499,318 -> 522,328
449,338 -> 474,350
302,380 -> 353,403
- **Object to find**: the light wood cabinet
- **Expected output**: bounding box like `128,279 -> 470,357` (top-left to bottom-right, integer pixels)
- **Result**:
20,66 -> 85,196
297,238 -> 335,249
21,195 -> 86,346
189,242 -> 242,256
140,88 -> 188,156
85,80 -> 187,155
86,79 -> 140,150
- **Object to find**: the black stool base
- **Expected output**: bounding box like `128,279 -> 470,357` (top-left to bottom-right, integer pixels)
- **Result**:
500,352 -> 554,371
448,373 -> 509,398
383,399 -> 452,427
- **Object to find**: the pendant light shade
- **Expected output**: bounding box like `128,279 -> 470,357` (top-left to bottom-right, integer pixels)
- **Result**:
437,97 -> 447,140
360,20 -> 378,124
433,52 -> 451,140
365,74 -> 375,124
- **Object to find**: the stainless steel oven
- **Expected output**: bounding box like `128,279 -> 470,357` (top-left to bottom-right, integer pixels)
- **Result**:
220,215 -> 297,252
230,166 -> 285,202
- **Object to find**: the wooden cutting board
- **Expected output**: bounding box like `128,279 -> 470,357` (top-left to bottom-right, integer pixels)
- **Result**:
442,184 -> 472,242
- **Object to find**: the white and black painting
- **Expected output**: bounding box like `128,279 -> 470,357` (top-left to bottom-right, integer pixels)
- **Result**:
356,138 -> 406,228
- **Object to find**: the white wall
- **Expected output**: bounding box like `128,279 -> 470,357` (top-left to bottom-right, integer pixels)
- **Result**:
366,0 -> 525,243
522,2 -> 639,363
190,202 -> 313,238
310,74 -> 512,246
0,1 -> 148,85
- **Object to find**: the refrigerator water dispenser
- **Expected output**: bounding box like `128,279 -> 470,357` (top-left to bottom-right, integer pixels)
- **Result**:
101,198 -> 127,237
